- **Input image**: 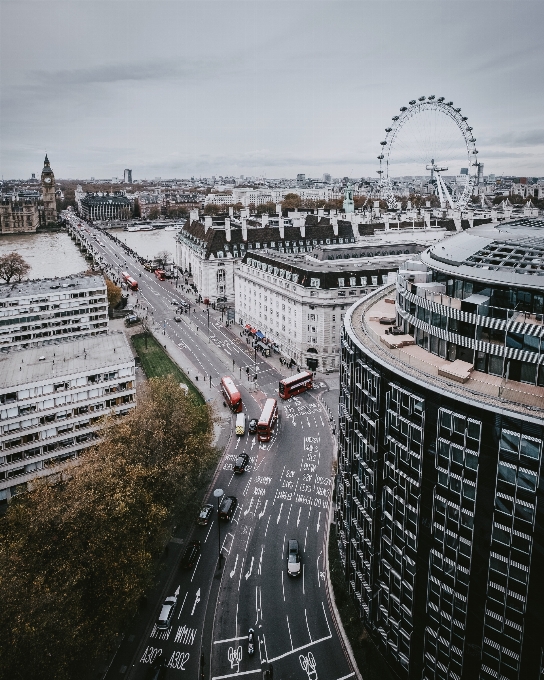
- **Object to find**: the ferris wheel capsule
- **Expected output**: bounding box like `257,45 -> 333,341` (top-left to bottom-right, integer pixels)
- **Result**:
418,96 -> 426,101
437,97 -> 445,102
385,127 -> 392,132
409,100 -> 416,105
400,107 -> 407,112
428,95 -> 435,100
380,141 -> 387,146
446,101 -> 453,106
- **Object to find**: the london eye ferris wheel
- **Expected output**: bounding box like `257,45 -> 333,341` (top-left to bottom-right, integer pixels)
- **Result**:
377,96 -> 481,211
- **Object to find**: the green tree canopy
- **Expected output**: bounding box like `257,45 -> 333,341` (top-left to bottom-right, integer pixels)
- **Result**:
0,376 -> 216,680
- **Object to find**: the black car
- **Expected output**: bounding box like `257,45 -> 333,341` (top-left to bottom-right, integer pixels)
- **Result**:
197,504 -> 213,526
181,540 -> 201,569
219,495 -> 237,521
233,453 -> 249,474
147,655 -> 167,680
248,418 -> 258,435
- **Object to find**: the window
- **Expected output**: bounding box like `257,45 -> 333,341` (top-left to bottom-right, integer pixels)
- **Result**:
310,278 -> 320,288
338,278 -> 345,287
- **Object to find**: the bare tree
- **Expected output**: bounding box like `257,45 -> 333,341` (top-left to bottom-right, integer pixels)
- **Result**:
0,252 -> 31,283
155,250 -> 171,268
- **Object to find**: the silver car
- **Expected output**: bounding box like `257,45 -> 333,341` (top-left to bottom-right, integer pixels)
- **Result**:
156,595 -> 177,629
287,539 -> 301,577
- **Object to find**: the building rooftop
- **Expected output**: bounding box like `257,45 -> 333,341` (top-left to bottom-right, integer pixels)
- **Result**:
422,219 -> 544,290
347,286 -> 544,422
0,274 -> 105,300
0,332 -> 133,391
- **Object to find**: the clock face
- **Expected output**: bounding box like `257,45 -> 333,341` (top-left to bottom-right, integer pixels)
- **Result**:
44,177 -> 51,183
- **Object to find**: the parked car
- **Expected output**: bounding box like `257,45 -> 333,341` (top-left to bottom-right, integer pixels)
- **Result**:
156,594 -> 177,629
174,316 -> 182,322
233,453 -> 249,474
181,540 -> 201,569
287,539 -> 301,577
197,504 -> 213,526
248,418 -> 258,435
219,495 -> 237,521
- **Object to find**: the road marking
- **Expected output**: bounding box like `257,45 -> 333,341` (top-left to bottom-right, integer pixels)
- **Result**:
230,554 -> 239,578
335,675 -> 356,680
286,504 -> 292,526
297,507 -> 302,527
190,555 -> 201,582
321,601 -> 332,635
266,634 -> 333,663
258,499 -> 268,519
303,563 -> 305,595
190,588 -> 201,615
204,520 -> 214,543
281,569 -> 285,602
305,608 -> 312,641
213,636 -> 247,645
258,545 -> 264,575
317,511 -> 321,533
178,591 -> 188,618
286,614 -> 293,649
245,556 -> 254,580
276,502 -> 283,524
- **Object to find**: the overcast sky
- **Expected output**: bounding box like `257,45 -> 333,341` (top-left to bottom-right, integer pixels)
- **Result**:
1,0 -> 543,180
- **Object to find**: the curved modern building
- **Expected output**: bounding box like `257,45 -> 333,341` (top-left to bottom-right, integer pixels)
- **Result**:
337,219 -> 544,680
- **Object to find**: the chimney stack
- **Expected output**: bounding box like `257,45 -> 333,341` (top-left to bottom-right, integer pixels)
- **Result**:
242,217 -> 248,241
225,217 -> 231,242
279,217 -> 285,239
189,208 -> 199,224
276,203 -> 282,216
331,216 -> 339,236
261,213 -> 269,228
204,215 -> 212,233
229,206 -> 234,217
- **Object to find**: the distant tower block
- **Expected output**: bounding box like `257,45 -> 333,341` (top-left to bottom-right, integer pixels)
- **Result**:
124,169 -> 132,183
41,154 -> 57,225
343,184 -> 354,213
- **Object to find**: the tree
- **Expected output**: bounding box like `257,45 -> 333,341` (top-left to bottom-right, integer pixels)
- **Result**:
0,252 -> 31,283
281,193 -> 301,210
155,250 -> 172,268
147,206 -> 160,220
167,205 -> 188,219
132,197 -> 141,218
203,203 -> 222,215
255,201 -> 277,215
105,278 -> 122,310
0,376 -> 216,680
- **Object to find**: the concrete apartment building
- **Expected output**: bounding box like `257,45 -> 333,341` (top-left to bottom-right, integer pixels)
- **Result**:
0,274 -> 109,351
0,275 -> 135,505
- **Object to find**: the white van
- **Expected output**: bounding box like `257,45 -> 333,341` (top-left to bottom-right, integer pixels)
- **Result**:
235,412 -> 246,436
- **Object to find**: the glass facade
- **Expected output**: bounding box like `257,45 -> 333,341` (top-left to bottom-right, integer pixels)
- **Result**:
338,311 -> 544,680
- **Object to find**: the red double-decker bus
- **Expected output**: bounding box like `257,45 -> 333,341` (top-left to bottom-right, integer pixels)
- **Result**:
155,269 -> 166,281
220,376 -> 242,413
278,371 -> 313,400
121,271 -> 139,291
257,398 -> 278,442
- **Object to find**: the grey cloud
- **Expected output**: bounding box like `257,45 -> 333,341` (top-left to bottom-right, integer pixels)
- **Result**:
484,130 -> 544,147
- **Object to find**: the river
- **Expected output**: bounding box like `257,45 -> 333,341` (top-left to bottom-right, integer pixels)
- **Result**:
0,228 -> 180,280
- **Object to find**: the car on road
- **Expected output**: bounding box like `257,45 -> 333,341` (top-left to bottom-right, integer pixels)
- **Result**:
197,504 -> 213,525
233,453 -> 249,474
219,495 -> 237,521
174,316 -> 182,322
248,418 -> 258,435
156,594 -> 177,629
287,539 -> 301,577
248,628 -> 255,656
147,655 -> 167,680
181,540 -> 201,569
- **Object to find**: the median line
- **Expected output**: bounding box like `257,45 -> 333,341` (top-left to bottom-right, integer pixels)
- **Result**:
213,635 -> 248,644
211,670 -> 262,680
266,633 -> 333,663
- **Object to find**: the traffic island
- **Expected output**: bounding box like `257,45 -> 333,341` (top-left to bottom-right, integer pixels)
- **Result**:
328,533 -> 399,680
131,332 -> 204,405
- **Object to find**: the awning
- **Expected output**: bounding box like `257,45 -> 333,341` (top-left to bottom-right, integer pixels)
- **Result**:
255,331 -> 264,340
244,324 -> 252,331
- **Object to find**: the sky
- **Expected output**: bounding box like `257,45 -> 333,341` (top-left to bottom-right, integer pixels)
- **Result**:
1,0 -> 543,180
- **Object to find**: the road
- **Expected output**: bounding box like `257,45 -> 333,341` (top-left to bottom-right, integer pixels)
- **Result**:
63,214 -> 355,680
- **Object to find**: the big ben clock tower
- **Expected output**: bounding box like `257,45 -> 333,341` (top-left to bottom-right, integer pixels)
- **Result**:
41,154 -> 57,225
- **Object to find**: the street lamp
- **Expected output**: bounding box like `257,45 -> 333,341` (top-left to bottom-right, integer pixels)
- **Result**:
214,488 -> 224,568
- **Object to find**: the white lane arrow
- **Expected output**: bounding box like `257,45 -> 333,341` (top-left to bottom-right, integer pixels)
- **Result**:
174,585 -> 180,597
245,556 -> 254,580
258,499 -> 268,520
230,554 -> 239,578
191,588 -> 201,615
317,511 -> 321,533
244,497 -> 254,516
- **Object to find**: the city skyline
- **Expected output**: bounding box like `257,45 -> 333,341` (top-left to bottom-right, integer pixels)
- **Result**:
1,1 -> 544,179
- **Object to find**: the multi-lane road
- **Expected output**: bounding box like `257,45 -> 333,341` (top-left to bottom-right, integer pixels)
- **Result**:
63,214 -> 356,680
